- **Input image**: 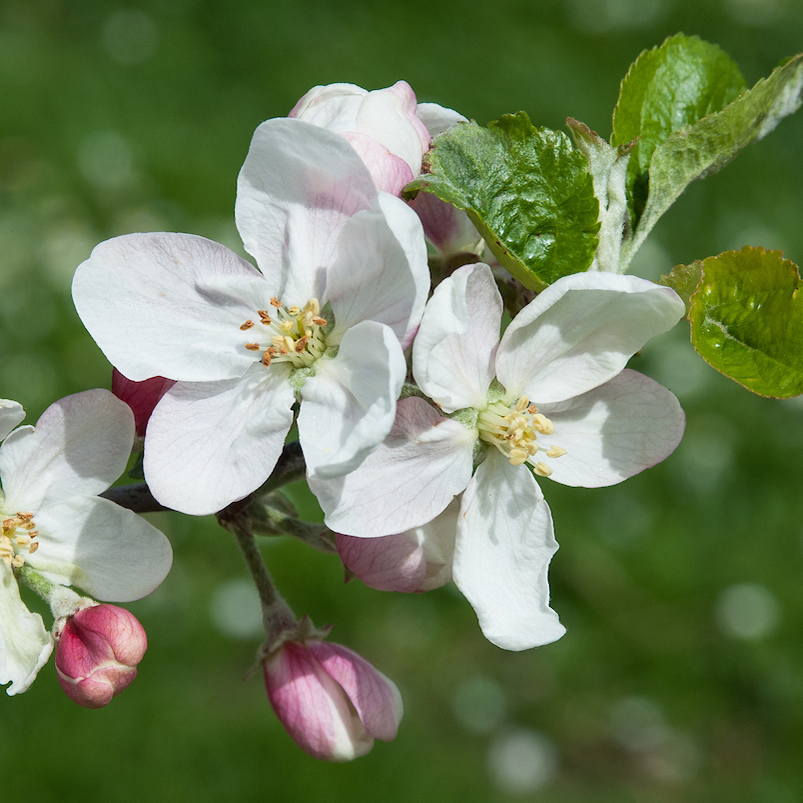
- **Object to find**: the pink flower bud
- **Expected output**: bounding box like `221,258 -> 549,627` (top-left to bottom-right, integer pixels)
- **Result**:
264,639 -> 403,761
336,499 -> 459,593
111,369 -> 175,437
55,604 -> 147,709
289,81 -> 430,196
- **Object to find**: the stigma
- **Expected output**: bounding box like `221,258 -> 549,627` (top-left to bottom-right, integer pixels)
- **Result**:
477,396 -> 567,474
1,512 -> 39,569
238,298 -> 328,369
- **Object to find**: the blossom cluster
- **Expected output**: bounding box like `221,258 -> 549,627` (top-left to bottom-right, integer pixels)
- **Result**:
3,80 -> 686,761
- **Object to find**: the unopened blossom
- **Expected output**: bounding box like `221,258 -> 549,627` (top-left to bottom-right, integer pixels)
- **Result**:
336,498 -> 459,593
55,603 -> 147,709
313,264 -> 685,650
264,632 -> 403,761
112,369 -> 175,438
290,81 -> 431,195
0,391 -> 172,695
73,118 -> 429,516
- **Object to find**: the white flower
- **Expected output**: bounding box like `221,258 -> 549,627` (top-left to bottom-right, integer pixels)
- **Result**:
0,391 -> 172,695
72,118 -> 429,516
314,264 -> 686,650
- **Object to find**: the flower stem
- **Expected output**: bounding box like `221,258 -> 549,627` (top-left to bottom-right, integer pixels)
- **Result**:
228,521 -> 297,644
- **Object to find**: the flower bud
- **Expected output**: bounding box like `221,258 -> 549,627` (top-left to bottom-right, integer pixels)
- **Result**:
55,604 -> 147,709
111,369 -> 175,437
336,498 -> 459,593
289,81 -> 430,196
264,638 -> 403,761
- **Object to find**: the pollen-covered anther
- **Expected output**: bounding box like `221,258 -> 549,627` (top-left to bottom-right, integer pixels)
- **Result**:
246,343 -> 260,351
258,310 -> 272,324
312,316 -> 327,326
240,320 -> 254,330
270,297 -> 282,308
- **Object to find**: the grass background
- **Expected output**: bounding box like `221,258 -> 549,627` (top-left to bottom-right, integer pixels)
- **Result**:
2,0 -> 803,800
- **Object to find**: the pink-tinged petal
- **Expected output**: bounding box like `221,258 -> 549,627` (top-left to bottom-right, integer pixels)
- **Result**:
289,83 -> 369,124
336,533 -> 427,593
0,390 -> 134,513
112,370 -> 175,437
496,272 -> 685,405
264,641 -> 374,761
0,562 -> 53,695
309,641 -> 403,742
416,102 -> 468,137
144,364 -> 294,515
537,369 -> 685,488
413,262 -> 502,412
299,320 -> 406,481
411,497 -> 460,591
357,81 -> 430,171
73,232 -> 266,383
326,194 -> 429,348
55,604 -> 147,709
454,451 -> 566,651
312,397 -> 475,537
410,192 -> 482,257
0,399 -> 25,442
341,132 -> 415,196
30,496 -> 173,601
236,118 -> 377,306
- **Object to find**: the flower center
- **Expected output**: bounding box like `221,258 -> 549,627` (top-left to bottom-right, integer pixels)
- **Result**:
1,511 -> 39,569
477,396 -> 567,477
239,297 -> 328,369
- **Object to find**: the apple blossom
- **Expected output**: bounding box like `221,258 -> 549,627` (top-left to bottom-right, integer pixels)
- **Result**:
0,390 -> 172,695
72,117 -> 429,516
264,634 -> 403,761
55,603 -> 148,709
313,264 -> 686,650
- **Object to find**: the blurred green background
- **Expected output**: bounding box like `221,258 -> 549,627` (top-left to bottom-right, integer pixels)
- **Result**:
2,0 -> 803,800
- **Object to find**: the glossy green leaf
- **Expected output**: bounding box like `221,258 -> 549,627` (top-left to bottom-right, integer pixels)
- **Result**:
683,247 -> 803,398
621,52 -> 803,270
612,33 -> 747,224
408,112 -> 600,290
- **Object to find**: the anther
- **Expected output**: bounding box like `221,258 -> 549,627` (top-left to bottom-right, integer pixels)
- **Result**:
515,396 -> 529,412
258,310 -> 272,324
280,320 -> 294,332
534,462 -> 553,477
546,446 -> 567,458
240,320 -> 254,330
245,343 -> 260,351
270,297 -> 282,308
287,305 -> 300,316
312,317 -> 327,326
261,351 -> 272,366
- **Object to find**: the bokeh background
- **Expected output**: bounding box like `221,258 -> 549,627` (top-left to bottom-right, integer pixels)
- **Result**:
2,0 -> 803,800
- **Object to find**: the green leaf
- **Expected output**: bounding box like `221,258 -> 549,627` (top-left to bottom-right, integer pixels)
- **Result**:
612,33 -> 747,224
621,51 -> 803,270
684,246 -> 803,398
659,261 -> 703,316
408,112 -> 600,290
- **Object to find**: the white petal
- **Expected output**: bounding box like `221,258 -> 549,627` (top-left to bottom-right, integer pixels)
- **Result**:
0,400 -> 25,442
537,369 -> 685,487
289,83 -> 368,119
496,273 -> 685,404
236,118 -> 377,306
299,321 -> 406,481
144,364 -> 294,515
416,103 -> 468,137
72,232 -> 266,382
30,496 -> 173,601
0,390 -> 134,513
413,262 -> 501,412
326,193 -> 429,348
0,562 -> 53,695
453,451 -> 566,651
409,496 -> 460,591
312,397 -> 475,537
